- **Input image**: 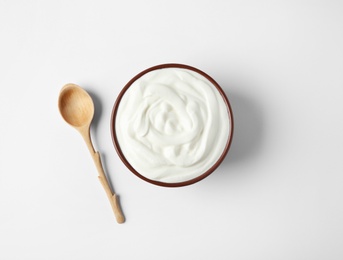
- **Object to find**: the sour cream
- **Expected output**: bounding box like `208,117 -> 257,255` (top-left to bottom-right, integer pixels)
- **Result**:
115,66 -> 231,184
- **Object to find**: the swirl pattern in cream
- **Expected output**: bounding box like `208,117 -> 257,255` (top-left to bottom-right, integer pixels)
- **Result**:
115,68 -> 230,183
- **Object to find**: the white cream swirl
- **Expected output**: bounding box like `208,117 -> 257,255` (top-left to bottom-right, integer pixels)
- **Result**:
115,67 -> 230,183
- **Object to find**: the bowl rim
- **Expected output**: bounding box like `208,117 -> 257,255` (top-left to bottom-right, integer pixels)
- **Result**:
110,63 -> 234,187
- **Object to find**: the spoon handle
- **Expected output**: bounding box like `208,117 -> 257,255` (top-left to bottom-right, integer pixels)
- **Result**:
92,152 -> 125,224
80,127 -> 125,223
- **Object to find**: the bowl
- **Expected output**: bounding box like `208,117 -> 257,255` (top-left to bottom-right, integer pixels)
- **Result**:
111,63 -> 233,187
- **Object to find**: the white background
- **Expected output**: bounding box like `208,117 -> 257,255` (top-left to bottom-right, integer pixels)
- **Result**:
0,0 -> 342,259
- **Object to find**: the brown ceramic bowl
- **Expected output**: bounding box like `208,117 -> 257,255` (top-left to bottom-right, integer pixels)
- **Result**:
111,63 -> 234,187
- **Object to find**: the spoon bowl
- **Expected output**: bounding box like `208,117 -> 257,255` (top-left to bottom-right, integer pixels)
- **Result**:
59,84 -> 94,128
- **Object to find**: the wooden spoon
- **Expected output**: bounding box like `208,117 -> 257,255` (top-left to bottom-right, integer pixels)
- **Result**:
58,83 -> 125,224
